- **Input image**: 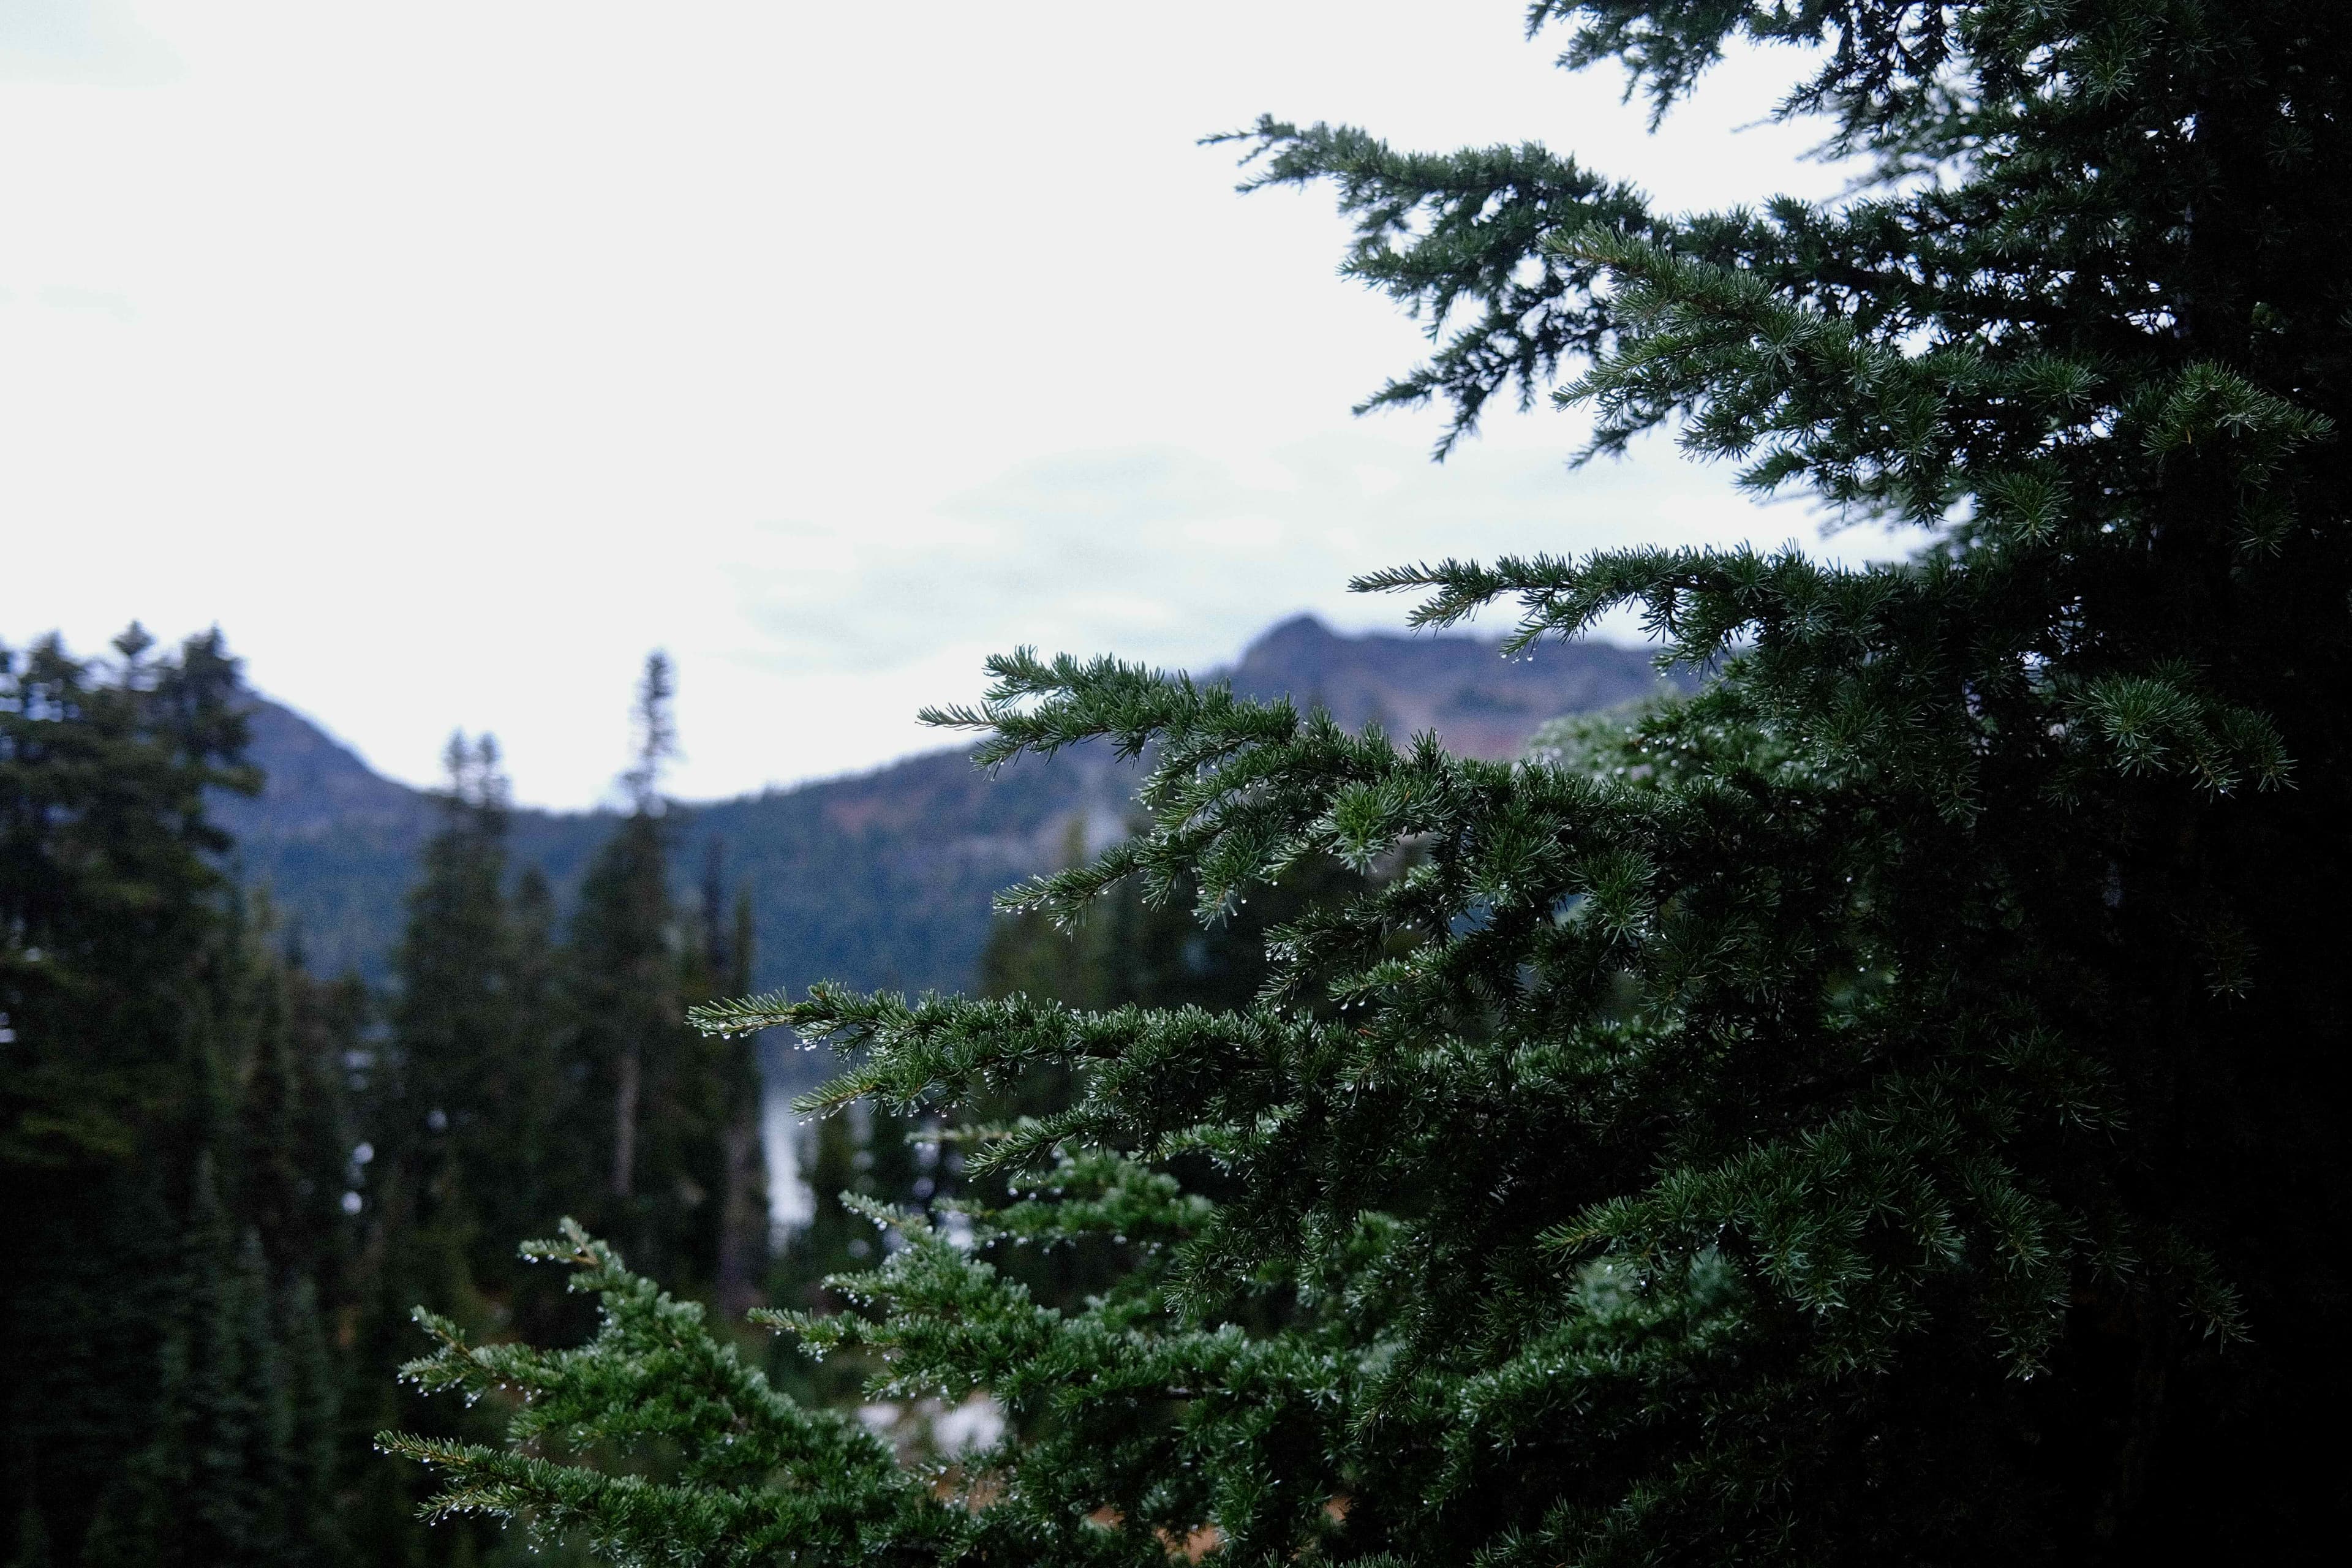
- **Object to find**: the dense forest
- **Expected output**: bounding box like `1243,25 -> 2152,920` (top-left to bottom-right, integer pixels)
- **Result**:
0,637 -> 782,1566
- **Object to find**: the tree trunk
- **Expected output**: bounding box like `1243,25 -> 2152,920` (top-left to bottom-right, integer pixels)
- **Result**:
715,1102 -> 766,1317
610,1047 -> 639,1199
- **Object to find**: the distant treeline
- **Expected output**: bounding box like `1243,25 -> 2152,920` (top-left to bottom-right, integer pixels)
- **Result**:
1,633 -> 771,1568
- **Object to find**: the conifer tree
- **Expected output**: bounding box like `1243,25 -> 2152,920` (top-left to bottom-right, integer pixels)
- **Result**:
392,4 -> 2352,1561
585,657 -> 679,1218
3,627 -> 447,1567
565,652 -> 738,1288
135,1155 -> 294,1568
500,862 -> 582,1338
355,732 -> 593,1568
383,734 -> 518,1267
274,1272 -> 345,1568
264,964 -> 364,1568
695,845 -> 770,1317
2,628 -> 265,1561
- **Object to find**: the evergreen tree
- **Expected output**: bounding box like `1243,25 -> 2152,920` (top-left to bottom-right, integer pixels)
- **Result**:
393,4 -> 2352,1562
1,628 -> 262,1561
499,862 -> 582,1340
567,657 -> 682,1257
366,732 -> 587,1312
759,1087 -> 927,1415
276,1271 -> 345,1568
131,903 -> 358,1568
267,961 -> 366,1568
239,942 -> 352,1301
564,653 -> 739,1289
383,734 -> 518,1278
696,846 -> 770,1318
355,732 -> 617,1568
962,825 -> 1385,1320
979,817 -> 1372,1019
135,1155 -> 296,1568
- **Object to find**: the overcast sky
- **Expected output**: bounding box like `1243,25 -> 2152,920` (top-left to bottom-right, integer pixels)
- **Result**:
1,2 -> 1904,809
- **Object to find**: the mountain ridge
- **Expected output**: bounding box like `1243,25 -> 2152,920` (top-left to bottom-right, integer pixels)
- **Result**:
217,616 -> 1676,997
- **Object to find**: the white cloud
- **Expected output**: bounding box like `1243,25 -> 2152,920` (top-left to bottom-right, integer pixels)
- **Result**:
0,2 -> 1898,807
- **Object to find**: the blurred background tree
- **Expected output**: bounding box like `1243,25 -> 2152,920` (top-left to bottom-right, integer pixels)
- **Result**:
1,632 -> 780,1568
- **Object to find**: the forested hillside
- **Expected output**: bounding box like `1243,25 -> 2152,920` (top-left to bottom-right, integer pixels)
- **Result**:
217,615 -> 1673,996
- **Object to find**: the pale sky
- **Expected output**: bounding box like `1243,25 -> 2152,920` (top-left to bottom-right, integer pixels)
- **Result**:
1,2 -> 1904,809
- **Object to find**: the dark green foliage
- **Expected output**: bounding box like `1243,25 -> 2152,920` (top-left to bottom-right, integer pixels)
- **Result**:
761,825 -> 1363,1352
568,804 -> 690,1263
374,735 -> 585,1318
1215,124 -> 1653,456
399,2 -> 2351,1561
758,1095 -> 929,1415
4,630 -> 777,1568
565,654 -> 753,1291
382,1223 -> 970,1568
353,662 -> 774,1567
348,734 -> 579,1568
0,625 -> 251,1168
1,630 -> 357,1566
978,821 -> 1372,1019
140,1162 -> 297,1567
360,665 -> 764,1324
700,862 -> 771,1319
277,1272 -> 346,1568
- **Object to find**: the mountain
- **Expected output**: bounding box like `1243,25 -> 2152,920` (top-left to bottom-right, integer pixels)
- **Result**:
1224,614 -> 1668,756
217,616 -> 1675,1000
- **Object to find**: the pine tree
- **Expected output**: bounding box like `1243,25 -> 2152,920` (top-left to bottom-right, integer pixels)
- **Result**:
393,4 -> 2352,1562
352,734 -> 564,1568
694,846 -> 770,1318
276,1272 -> 345,1568
565,652 -> 747,1292
138,1156 -> 294,1568
499,862 -> 582,1341
566,657 -> 684,1262
979,818 -> 1372,1020
1,627 -> 271,1562
383,734 -> 518,1280
258,949 -> 379,1564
